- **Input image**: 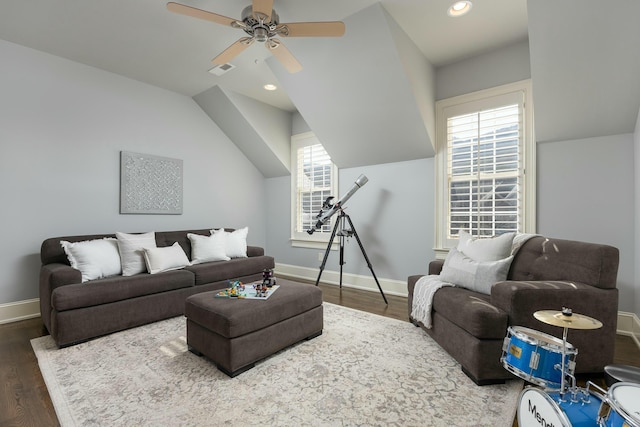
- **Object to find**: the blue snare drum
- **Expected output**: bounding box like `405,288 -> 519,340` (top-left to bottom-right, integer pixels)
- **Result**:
599,382 -> 640,427
518,387 -> 603,427
501,326 -> 577,389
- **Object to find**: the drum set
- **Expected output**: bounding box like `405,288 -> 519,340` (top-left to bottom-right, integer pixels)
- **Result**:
501,307 -> 640,427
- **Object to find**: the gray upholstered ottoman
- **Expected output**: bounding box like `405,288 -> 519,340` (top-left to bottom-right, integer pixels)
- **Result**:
185,279 -> 323,377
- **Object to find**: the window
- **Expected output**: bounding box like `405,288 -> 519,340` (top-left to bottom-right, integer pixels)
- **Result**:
435,80 -> 535,255
291,132 -> 338,247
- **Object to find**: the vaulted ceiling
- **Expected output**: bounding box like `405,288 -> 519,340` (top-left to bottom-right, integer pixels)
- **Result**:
1,0 -> 638,177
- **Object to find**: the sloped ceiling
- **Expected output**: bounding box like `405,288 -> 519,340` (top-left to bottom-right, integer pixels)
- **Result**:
194,86 -> 292,177
0,0 -> 531,178
528,0 -> 640,143
268,4 -> 435,169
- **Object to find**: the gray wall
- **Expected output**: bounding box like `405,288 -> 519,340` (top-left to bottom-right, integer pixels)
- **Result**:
436,39 -> 531,101
265,159 -> 434,283
537,134 -> 636,313
0,40 -> 266,305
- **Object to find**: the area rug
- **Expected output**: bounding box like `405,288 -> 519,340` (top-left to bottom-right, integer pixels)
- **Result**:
32,303 -> 522,426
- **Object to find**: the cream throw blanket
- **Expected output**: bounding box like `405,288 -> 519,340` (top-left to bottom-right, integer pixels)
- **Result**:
411,233 -> 537,329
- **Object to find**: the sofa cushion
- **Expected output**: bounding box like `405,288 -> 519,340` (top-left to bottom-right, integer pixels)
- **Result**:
432,287 -> 508,339
51,269 -> 195,311
116,231 -> 157,276
143,242 -> 191,274
439,248 -> 513,295
188,232 -> 229,264
508,236 -> 619,289
60,238 -> 122,282
457,230 -> 515,262
184,256 -> 275,286
211,227 -> 249,258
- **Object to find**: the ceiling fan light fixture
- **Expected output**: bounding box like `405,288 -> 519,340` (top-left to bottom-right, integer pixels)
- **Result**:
447,1 -> 472,17
254,27 -> 269,42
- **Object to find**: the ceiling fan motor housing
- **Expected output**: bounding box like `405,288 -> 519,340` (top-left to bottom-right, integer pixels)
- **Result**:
240,5 -> 279,42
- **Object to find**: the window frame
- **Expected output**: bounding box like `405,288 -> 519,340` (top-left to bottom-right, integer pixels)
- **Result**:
290,132 -> 339,249
434,80 -> 536,257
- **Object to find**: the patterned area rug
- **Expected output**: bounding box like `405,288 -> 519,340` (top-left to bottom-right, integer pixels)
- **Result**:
32,303 -> 522,426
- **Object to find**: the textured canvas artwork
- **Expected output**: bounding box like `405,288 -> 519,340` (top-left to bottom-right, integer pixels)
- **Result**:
120,151 -> 183,214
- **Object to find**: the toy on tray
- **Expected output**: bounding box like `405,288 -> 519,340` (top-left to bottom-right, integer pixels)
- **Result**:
215,280 -> 246,298
262,268 -> 276,288
253,281 -> 269,297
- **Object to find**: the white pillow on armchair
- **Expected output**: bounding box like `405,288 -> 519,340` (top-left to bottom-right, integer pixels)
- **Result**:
439,247 -> 513,295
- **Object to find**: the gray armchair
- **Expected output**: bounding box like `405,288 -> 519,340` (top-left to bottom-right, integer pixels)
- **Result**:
408,236 -> 619,385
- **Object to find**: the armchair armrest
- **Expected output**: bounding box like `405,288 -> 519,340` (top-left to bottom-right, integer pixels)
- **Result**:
429,259 -> 444,275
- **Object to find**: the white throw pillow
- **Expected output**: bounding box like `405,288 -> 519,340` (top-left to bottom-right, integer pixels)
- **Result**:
143,242 -> 191,274
60,238 -> 122,282
211,227 -> 248,258
187,232 -> 230,264
439,247 -> 513,295
116,231 -> 157,276
457,230 -> 516,262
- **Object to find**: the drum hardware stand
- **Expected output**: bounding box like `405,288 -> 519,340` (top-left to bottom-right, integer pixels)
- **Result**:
314,208 -> 388,305
533,307 -> 603,397
560,314 -> 570,396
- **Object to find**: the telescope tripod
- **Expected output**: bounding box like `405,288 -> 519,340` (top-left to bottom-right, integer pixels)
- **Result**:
314,210 -> 388,304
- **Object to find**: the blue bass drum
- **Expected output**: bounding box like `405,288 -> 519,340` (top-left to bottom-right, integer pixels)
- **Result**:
517,387 -> 603,427
501,326 -> 577,389
599,382 -> 640,427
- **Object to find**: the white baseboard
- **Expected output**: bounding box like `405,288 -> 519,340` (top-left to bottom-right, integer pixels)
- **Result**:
274,262 -> 408,297
0,298 -> 41,324
617,311 -> 640,349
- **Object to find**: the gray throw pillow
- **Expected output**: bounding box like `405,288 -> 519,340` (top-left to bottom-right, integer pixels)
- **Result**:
439,247 -> 513,295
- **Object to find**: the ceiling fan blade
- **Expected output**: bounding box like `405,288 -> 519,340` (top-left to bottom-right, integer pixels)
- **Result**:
166,2 -> 237,27
212,38 -> 255,65
252,0 -> 273,22
266,39 -> 302,73
276,22 -> 345,37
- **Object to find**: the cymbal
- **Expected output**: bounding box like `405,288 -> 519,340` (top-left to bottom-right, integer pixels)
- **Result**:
534,309 -> 603,330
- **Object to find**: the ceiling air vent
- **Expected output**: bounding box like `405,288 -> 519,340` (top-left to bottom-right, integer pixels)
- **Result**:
208,63 -> 236,76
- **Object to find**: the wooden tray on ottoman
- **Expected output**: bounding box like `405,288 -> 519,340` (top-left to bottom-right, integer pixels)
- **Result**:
184,279 -> 323,377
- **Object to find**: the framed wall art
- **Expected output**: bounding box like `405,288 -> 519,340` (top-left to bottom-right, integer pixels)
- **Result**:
120,151 -> 183,215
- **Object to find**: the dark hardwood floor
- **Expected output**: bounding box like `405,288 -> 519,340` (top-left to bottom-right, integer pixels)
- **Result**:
1,281 -> 638,426
0,315 -> 58,426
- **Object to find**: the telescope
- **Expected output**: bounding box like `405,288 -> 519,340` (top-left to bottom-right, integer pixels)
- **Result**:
307,174 -> 368,234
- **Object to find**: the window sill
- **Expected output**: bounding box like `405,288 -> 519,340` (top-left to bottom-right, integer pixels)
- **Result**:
291,238 -> 338,251
433,247 -> 449,260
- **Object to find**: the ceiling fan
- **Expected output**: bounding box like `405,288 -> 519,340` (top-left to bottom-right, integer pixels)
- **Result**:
166,0 -> 346,73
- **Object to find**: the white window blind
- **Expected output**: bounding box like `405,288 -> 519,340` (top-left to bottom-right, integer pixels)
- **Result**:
447,104 -> 521,237
291,132 -> 338,247
435,80 -> 535,253
296,143 -> 334,234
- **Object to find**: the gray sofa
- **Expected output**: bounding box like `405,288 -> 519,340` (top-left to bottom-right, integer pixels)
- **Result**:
40,228 -> 274,347
408,236 -> 619,385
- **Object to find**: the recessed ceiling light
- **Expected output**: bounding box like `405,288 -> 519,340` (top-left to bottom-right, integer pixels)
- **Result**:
263,84 -> 277,91
447,1 -> 472,17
